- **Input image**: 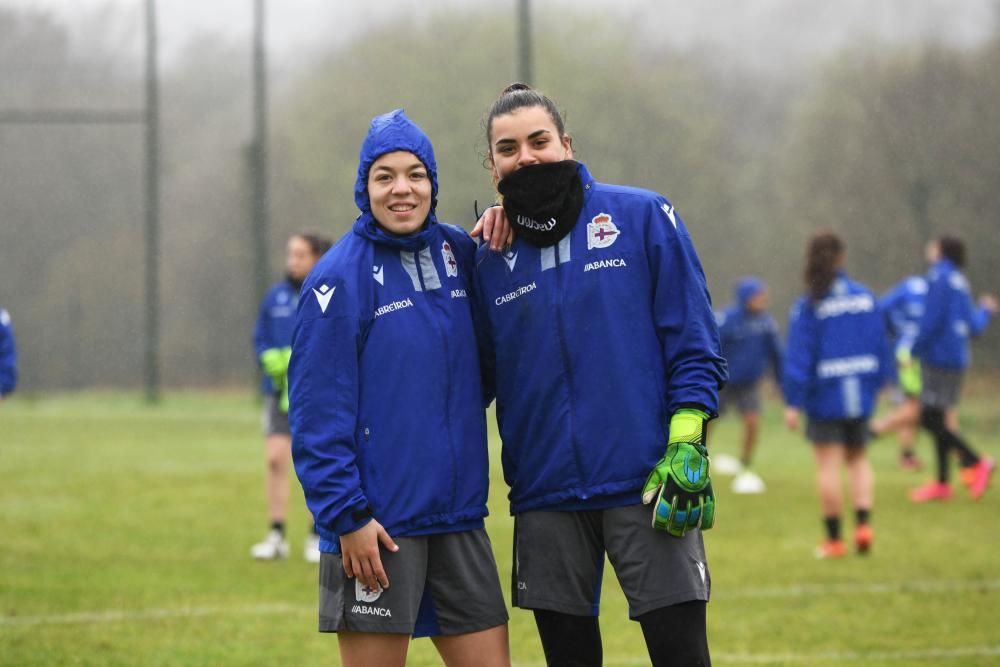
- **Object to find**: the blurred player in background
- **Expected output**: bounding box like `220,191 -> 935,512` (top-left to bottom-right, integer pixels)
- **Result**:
0,306 -> 17,400
783,232 -> 892,559
251,232 -> 332,562
714,277 -> 782,493
288,110 -> 509,667
871,274 -> 928,470
907,236 -> 997,502
476,84 -> 726,667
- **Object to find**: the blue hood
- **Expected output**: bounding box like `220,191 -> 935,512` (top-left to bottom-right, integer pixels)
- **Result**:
354,108 -> 438,217
735,276 -> 765,309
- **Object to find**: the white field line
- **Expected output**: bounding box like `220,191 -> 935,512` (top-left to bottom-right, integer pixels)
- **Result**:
713,577 -> 1000,600
2,577 -> 997,630
0,603 -> 312,628
510,645 -> 1000,666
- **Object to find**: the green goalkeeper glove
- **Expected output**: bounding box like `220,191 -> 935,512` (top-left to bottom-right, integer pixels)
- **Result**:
260,347 -> 291,382
641,408 -> 715,537
895,347 -> 922,396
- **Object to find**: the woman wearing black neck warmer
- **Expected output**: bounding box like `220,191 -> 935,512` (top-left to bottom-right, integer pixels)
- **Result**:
288,109 -> 509,667
475,84 -> 727,667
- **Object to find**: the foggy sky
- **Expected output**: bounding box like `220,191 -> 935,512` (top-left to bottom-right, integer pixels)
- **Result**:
2,0 -> 996,74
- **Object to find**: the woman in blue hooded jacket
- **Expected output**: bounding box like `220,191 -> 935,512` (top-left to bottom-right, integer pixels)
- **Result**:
907,236 -> 997,502
715,276 -> 782,492
288,110 -> 509,667
783,231 -> 893,559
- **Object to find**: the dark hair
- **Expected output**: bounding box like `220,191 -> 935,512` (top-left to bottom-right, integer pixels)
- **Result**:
937,235 -> 966,268
804,231 -> 845,301
292,232 -> 333,258
484,83 -> 567,155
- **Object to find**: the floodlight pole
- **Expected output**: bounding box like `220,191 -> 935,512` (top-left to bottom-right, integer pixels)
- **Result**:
518,0 -> 533,85
251,0 -> 271,310
144,0 -> 161,403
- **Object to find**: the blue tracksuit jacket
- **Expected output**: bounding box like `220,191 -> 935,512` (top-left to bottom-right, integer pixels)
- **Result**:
475,162 -> 727,515
252,279 -> 299,394
879,275 -> 927,353
716,278 -> 782,386
782,273 -> 893,420
911,259 -> 992,370
0,308 -> 16,397
288,110 -> 489,551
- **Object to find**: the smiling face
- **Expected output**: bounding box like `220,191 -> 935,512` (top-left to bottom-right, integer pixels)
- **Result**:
488,106 -> 573,182
367,151 -> 432,236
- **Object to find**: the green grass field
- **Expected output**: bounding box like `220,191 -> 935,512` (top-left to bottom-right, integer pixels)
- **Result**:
2,386 -> 999,666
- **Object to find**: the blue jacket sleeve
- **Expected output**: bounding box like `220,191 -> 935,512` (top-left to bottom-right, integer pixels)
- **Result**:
470,255 -> 497,408
252,290 -> 273,360
767,317 -> 783,383
288,277 -> 371,538
447,227 -> 496,407
911,274 -> 945,359
0,309 -> 16,397
970,304 -> 992,336
878,282 -> 907,339
876,301 -> 896,389
646,200 -> 727,415
782,299 -> 814,410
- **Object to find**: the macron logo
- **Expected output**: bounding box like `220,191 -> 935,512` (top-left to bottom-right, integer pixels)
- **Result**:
661,203 -> 677,229
503,250 -> 518,272
373,265 -> 384,286
312,284 -> 335,313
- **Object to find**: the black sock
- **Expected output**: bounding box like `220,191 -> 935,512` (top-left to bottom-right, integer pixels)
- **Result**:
637,601 -> 711,667
922,407 -> 952,483
270,521 -> 285,536
950,432 -> 980,468
532,609 -> 602,667
824,516 -> 841,541
855,509 -> 870,526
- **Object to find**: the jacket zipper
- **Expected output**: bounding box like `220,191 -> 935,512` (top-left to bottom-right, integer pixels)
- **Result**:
419,248 -> 457,512
553,236 -> 585,495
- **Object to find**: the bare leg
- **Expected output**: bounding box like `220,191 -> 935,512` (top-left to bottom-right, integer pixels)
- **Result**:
432,625 -> 510,667
741,411 -> 760,468
872,397 -> 920,435
813,444 -> 845,518
338,631 -> 409,667
845,448 -> 874,511
265,433 -> 291,523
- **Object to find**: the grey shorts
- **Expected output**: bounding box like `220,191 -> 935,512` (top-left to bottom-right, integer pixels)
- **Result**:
921,366 -> 964,409
512,504 -> 710,619
318,528 -> 508,637
719,382 -> 761,415
806,418 -> 869,448
262,394 -> 289,436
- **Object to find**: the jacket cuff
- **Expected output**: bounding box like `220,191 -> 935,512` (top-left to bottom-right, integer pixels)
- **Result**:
332,503 -> 373,536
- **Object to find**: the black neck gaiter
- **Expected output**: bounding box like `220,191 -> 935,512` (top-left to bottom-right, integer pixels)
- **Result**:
497,160 -> 583,247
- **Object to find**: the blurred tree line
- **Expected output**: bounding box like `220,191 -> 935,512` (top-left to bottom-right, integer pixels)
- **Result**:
1,5 -> 998,392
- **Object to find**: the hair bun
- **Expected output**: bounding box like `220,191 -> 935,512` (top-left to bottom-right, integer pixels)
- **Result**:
502,82 -> 533,95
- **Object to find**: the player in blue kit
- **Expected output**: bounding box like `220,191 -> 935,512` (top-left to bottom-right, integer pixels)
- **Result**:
871,274 -> 928,471
475,84 -> 726,667
715,277 -> 782,493
907,237 -> 997,502
288,110 -> 509,667
251,233 -> 331,562
0,307 -> 17,400
782,232 -> 893,559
